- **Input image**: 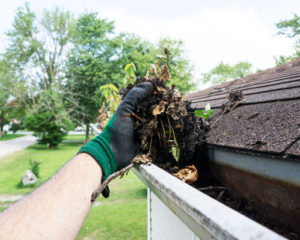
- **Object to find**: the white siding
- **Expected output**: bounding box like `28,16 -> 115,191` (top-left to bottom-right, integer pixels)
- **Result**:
148,189 -> 200,240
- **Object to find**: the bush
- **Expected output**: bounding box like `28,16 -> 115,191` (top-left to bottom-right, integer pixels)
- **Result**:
10,122 -> 24,133
29,159 -> 41,178
24,91 -> 73,148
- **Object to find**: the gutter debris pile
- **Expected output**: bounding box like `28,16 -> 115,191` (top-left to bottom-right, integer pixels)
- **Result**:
121,65 -> 207,184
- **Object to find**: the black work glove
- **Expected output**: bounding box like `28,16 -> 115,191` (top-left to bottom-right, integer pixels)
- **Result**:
79,82 -> 153,197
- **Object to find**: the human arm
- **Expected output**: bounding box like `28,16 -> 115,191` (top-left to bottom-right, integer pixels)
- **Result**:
0,153 -> 101,240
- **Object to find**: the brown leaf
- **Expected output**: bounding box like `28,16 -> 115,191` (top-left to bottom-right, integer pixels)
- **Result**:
173,165 -> 198,184
156,86 -> 167,94
152,101 -> 167,116
132,154 -> 153,164
160,64 -> 171,81
141,118 -> 158,146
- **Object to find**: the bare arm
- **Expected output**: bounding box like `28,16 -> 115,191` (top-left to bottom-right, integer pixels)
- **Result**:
0,153 -> 101,240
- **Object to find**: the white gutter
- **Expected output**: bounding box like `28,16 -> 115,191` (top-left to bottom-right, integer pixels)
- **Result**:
133,163 -> 286,240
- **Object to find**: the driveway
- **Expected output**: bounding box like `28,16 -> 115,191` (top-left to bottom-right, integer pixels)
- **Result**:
0,135 -> 37,159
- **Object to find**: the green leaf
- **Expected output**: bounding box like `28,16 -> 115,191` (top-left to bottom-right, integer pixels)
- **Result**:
124,63 -> 136,75
203,113 -> 210,119
171,146 -> 180,162
206,109 -> 215,115
195,110 -> 204,117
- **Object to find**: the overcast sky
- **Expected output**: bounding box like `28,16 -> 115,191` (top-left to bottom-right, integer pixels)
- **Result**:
0,0 -> 299,88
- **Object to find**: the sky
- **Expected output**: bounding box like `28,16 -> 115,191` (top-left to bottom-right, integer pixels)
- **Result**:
0,0 -> 299,88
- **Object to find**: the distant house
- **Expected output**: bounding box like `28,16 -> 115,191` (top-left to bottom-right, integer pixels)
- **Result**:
134,58 -> 300,239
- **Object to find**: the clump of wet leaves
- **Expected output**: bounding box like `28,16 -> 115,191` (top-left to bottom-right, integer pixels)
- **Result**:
121,64 -> 208,184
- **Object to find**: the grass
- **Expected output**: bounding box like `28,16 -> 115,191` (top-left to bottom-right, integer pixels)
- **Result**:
63,134 -> 96,142
78,172 -> 147,240
0,141 -> 147,239
0,142 -> 80,194
0,134 -> 25,141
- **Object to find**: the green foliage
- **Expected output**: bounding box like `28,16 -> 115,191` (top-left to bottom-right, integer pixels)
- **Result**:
168,127 -> 180,162
124,63 -> 136,86
195,103 -> 215,119
113,35 -> 195,94
65,12 -> 117,142
275,14 -> 300,66
202,61 -> 252,85
10,122 -> 24,133
0,59 -> 12,132
113,34 -> 157,81
99,84 -> 121,118
4,3 -> 75,148
24,91 -> 73,148
29,159 -> 41,178
156,38 -> 195,94
5,4 -> 75,88
276,13 -> 300,38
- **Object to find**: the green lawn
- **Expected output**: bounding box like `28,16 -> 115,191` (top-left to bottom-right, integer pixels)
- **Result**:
0,141 -> 147,239
0,134 -> 25,141
63,134 -> 96,142
0,142 -> 79,194
78,172 -> 147,240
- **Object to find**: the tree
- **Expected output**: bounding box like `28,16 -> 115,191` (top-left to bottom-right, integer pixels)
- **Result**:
0,60 -> 11,135
24,90 -> 73,148
275,14 -> 300,66
156,38 -> 195,94
112,34 -> 157,80
4,3 -> 75,147
65,12 -> 116,143
202,61 -> 252,85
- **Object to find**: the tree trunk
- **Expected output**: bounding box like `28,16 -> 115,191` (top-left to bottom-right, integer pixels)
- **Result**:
0,114 -> 3,131
85,122 -> 90,144
0,111 -> 4,137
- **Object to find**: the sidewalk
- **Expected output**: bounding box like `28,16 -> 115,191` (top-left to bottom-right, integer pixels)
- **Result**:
0,135 -> 37,159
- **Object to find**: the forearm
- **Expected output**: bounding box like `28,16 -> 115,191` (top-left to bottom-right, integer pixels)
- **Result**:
0,153 -> 101,240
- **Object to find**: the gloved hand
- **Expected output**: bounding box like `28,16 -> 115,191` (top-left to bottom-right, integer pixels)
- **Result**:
78,82 -> 153,197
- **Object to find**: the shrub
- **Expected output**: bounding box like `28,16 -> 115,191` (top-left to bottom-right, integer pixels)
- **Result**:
29,159 -> 41,178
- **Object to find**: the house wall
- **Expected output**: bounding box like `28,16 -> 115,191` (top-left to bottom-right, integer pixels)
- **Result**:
148,188 -> 201,240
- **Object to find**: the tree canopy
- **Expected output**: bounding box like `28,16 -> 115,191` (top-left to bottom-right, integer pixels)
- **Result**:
275,13 -> 300,66
4,3 -> 75,147
202,61 -> 252,85
1,3 -> 196,146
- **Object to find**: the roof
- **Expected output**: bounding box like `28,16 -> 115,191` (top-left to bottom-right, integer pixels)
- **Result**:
185,58 -> 300,158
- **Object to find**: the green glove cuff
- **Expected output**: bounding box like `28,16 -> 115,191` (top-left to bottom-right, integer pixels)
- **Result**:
78,115 -> 117,179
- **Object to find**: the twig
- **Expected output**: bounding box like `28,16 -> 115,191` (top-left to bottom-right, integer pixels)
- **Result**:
167,116 -> 172,140
198,186 -> 226,191
217,190 -> 225,201
210,100 -> 244,128
210,110 -> 226,128
91,163 -> 134,202
160,118 -> 167,152
148,137 -> 153,155
157,131 -> 162,148
131,112 -> 146,122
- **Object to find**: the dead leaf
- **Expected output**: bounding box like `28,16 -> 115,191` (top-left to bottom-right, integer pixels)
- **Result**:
132,154 -> 153,164
156,86 -> 167,94
141,118 -> 158,146
160,64 -> 171,81
173,165 -> 198,184
152,101 -> 167,116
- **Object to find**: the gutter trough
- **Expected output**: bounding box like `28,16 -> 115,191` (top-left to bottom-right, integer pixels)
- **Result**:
206,146 -> 300,235
133,163 -> 286,240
